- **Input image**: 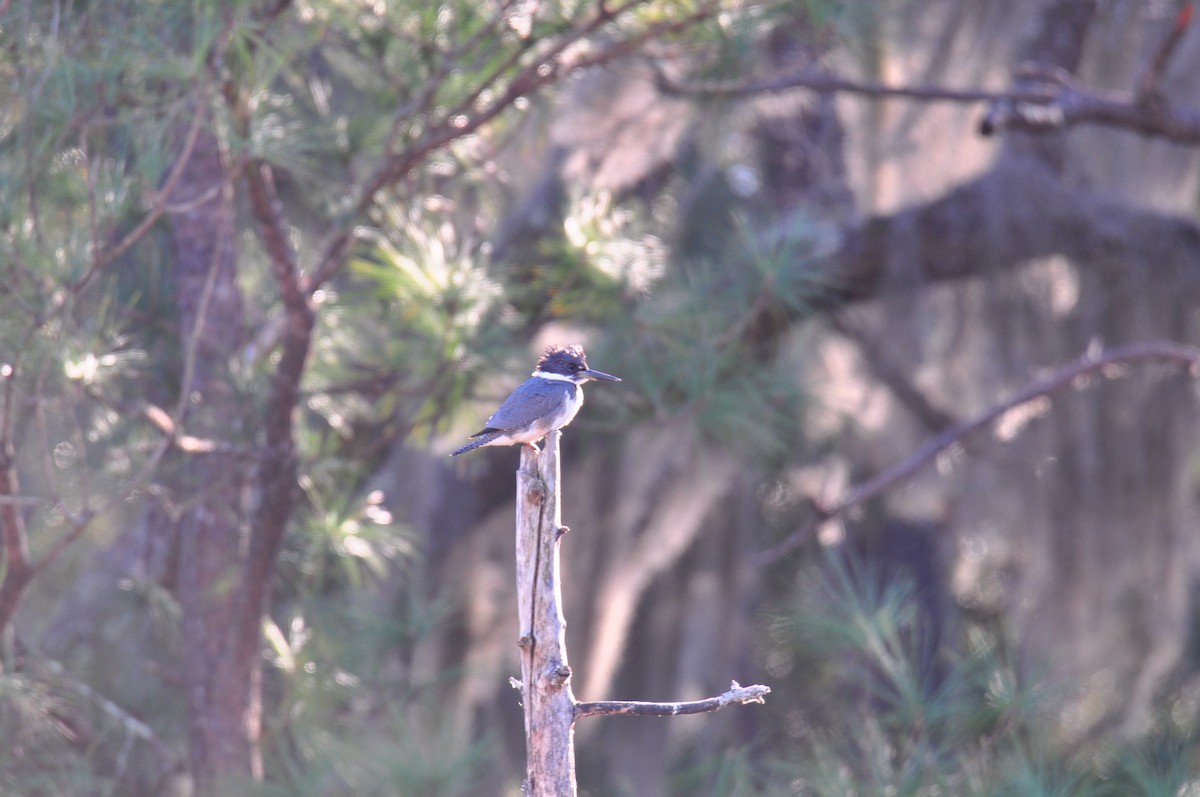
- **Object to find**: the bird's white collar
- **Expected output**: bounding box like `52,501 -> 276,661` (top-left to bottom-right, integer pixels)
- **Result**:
532,369 -> 577,383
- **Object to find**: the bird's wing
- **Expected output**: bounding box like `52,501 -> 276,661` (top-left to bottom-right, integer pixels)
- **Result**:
476,381 -> 574,433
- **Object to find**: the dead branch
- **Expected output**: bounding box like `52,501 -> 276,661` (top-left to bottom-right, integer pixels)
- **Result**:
755,340 -> 1200,566
515,432 -> 578,797
576,681 -> 771,719
656,18 -> 1200,147
979,75 -> 1200,141
515,431 -> 769,794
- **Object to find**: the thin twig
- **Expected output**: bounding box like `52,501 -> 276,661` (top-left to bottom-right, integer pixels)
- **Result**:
576,681 -> 771,719
85,392 -> 252,456
656,66 -> 1058,104
38,654 -> 177,762
829,315 -> 957,434
658,62 -> 1200,144
755,341 -> 1200,566
1138,1 -> 1194,99
32,511 -> 95,576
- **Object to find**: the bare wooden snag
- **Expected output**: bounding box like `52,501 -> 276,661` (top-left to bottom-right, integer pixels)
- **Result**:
515,431 -> 578,797
513,430 -> 770,796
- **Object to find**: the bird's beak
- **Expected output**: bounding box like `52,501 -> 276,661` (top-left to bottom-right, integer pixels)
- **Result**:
581,368 -> 621,382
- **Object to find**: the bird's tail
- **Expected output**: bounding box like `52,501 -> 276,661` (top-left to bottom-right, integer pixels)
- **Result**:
450,431 -> 500,456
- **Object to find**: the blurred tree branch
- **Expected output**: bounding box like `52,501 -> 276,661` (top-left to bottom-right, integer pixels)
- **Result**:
657,2 -> 1200,144
756,340 -> 1200,566
239,159 -> 314,688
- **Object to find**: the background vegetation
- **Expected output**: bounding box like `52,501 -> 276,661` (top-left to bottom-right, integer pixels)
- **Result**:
3,0 -> 1200,794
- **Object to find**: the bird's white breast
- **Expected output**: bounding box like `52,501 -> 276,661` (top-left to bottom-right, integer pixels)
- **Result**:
548,382 -> 584,430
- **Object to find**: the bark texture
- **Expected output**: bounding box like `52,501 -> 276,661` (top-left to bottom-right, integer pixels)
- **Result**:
166,120 -> 257,795
515,433 -> 577,797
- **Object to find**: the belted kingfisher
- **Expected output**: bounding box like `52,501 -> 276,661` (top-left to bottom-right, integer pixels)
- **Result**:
451,344 -> 621,456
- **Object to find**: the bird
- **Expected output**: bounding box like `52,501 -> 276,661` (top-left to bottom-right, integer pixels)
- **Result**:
451,344 -> 621,456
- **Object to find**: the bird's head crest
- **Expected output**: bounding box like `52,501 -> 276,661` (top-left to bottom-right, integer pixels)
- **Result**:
536,344 -> 587,371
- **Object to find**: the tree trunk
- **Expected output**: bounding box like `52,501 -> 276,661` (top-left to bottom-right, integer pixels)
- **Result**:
515,432 -> 578,797
166,119 -> 258,795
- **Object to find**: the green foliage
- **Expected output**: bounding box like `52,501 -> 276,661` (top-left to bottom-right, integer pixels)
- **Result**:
747,554 -> 1200,797
669,747 -> 762,797
1100,733 -> 1200,797
0,661 -> 161,796
8,2 -> 1196,797
282,476 -> 414,594
0,1 -> 805,795
307,201 -> 514,449
0,670 -> 77,775
257,583 -> 496,797
592,213 -> 821,466
261,703 -> 497,797
531,191 -> 667,323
